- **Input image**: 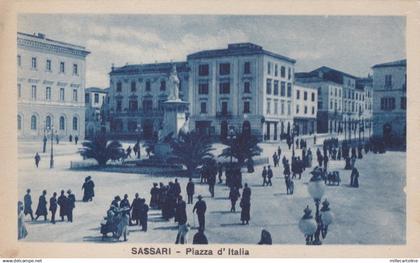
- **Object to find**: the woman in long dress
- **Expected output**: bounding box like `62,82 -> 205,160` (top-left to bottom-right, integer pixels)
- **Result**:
115,208 -> 130,241
35,190 -> 48,221
18,201 -> 28,240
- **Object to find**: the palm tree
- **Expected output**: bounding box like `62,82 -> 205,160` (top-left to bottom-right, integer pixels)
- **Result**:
219,132 -> 262,167
79,135 -> 125,166
170,131 -> 214,178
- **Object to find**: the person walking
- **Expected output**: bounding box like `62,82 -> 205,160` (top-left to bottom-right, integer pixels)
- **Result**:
323,154 -> 329,171
174,178 -> 181,198
23,189 -> 34,221
131,193 -> 142,226
207,173 -> 216,198
74,135 -> 79,145
229,186 -> 240,212
240,196 -> 251,225
66,190 -> 76,222
49,192 -> 57,224
242,183 -> 251,202
277,146 -> 281,158
192,228 -> 208,244
139,198 -> 149,231
57,190 -> 67,222
149,183 -> 160,209
55,134 -> 59,144
35,190 -> 48,221
193,195 -> 207,231
175,196 -> 187,225
126,146 -> 132,159
261,166 -> 268,186
43,135 -> 47,153
34,152 -> 41,168
267,166 -> 273,186
186,179 -> 195,205
218,163 -> 223,184
176,222 -> 190,244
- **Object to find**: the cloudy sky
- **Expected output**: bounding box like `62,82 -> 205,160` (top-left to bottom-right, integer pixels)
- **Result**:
18,15 -> 405,88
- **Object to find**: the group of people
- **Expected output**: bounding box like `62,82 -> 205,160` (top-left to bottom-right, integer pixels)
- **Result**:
125,142 -> 142,159
23,188 -> 76,224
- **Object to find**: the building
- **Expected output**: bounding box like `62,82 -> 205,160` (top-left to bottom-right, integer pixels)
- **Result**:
356,76 -> 373,138
17,32 -> 90,140
85,87 -> 108,138
187,43 -> 296,141
107,62 -> 189,139
372,59 -> 406,143
293,83 -> 318,136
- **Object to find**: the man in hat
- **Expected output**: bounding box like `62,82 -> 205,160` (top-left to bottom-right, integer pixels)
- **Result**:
23,189 -> 34,221
66,190 -> 76,222
186,178 -> 195,204
34,152 -> 41,168
49,192 -> 57,224
192,195 -> 206,231
57,190 -> 67,221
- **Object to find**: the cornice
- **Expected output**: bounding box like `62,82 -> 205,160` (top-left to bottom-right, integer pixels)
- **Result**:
17,37 -> 90,58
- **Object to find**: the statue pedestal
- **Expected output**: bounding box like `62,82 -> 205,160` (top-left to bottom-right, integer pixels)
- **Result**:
161,100 -> 189,139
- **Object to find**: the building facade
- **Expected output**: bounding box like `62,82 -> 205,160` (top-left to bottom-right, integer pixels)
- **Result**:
17,32 -> 90,140
372,59 -> 406,143
107,62 -> 189,139
187,43 -> 296,141
85,87 -> 108,138
293,83 -> 318,136
356,76 -> 374,138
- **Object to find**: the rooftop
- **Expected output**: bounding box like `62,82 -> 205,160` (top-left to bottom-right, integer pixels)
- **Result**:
372,59 -> 406,68
187,42 -> 296,63
110,61 -> 189,75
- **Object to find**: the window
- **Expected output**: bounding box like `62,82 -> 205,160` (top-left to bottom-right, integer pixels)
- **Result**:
312,106 -> 315,115
335,88 -> 337,97
160,80 -> 166,91
116,100 -> 122,112
274,100 -> 278,114
288,67 -> 291,80
244,101 -> 250,113
281,66 -> 286,78
198,83 -> 209,95
145,80 -> 151,91
330,100 -> 333,110
311,92 -> 315,101
200,102 -> 207,113
131,81 -> 136,92
60,62 -> 65,73
17,84 -> 21,98
244,81 -> 251,93
129,99 -> 138,112
46,59 -> 51,71
273,80 -> 279,95
31,115 -> 37,130
142,100 -> 153,111
17,115 -> 22,130
266,79 -> 272,95
296,90 -> 300,100
92,94 -> 98,104
287,102 -> 291,115
221,101 -> 228,114
303,91 -> 308,101
31,85 -> 37,100
244,62 -> 251,74
60,88 -> 65,101
304,106 -> 308,114
219,63 -> 230,75
73,64 -> 78,75
339,89 -> 341,97
267,62 -> 271,75
280,82 -> 286,96
72,117 -> 78,131
296,105 -> 299,114
59,117 -> 65,130
287,83 -> 292,97
266,99 -> 271,114
45,87 -> 51,101
46,116 -> 52,130
280,100 -> 285,115
31,57 -> 37,69
401,97 -> 406,110
17,55 -> 21,67
199,64 -> 209,76
385,75 -> 392,88
73,89 -> 78,102
380,97 -> 396,110
219,81 -> 230,94
116,82 -> 122,92
274,64 -> 278,77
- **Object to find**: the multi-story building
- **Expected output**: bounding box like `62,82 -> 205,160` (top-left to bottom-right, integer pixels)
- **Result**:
187,43 -> 296,141
356,76 -> 374,137
17,32 -> 90,140
107,62 -> 189,139
85,87 -> 108,138
293,83 -> 318,136
372,59 -> 406,143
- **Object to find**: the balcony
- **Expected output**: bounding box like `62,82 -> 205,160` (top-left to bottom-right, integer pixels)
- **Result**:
111,109 -> 163,117
216,111 -> 232,118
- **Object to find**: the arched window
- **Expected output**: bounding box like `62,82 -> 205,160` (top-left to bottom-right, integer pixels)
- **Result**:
17,115 -> 22,130
46,116 -> 51,130
59,116 -> 65,130
31,115 -> 37,130
72,117 -> 78,131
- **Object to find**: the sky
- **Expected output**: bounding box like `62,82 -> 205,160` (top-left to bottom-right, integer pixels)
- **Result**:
18,15 -> 405,88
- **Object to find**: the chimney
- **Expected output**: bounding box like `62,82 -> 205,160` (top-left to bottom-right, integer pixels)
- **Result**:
37,33 -> 46,39
111,63 -> 115,71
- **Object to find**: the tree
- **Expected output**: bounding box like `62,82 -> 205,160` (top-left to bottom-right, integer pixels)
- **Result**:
170,131 -> 214,179
219,132 -> 262,166
79,135 -> 125,166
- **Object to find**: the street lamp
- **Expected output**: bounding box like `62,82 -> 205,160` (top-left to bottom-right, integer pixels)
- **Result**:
47,125 -> 55,168
299,168 -> 334,245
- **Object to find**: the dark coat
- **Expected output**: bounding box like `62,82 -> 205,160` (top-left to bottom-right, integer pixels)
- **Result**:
186,182 -> 195,195
67,194 -> 76,210
150,186 -> 160,207
174,182 -> 181,196
140,203 -> 149,221
267,169 -> 273,178
175,200 -> 187,225
240,198 -> 251,221
49,197 -> 57,212
120,198 -> 130,209
193,232 -> 208,244
229,188 -> 240,202
193,200 -> 207,215
35,195 -> 48,216
242,186 -> 251,201
57,194 -> 67,217
131,198 -> 142,220
24,194 -> 32,214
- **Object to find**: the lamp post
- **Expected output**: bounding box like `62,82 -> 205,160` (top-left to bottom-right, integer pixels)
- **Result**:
292,123 -> 297,157
48,125 -> 55,168
135,124 -> 142,159
299,168 -> 334,245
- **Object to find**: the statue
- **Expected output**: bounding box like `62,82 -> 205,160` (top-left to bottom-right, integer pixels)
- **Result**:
168,64 -> 180,101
